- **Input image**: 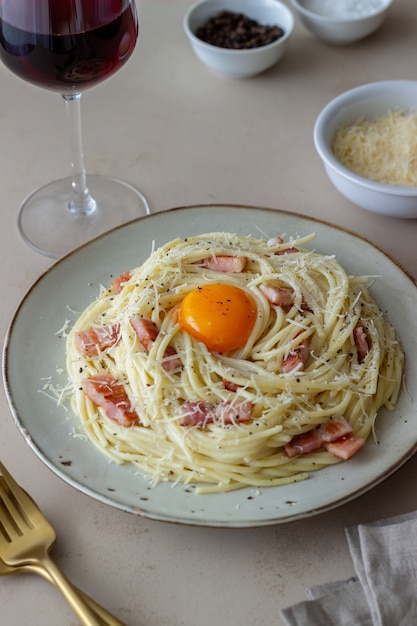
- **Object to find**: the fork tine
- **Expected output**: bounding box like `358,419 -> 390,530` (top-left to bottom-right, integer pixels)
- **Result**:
0,462 -> 51,532
0,462 -> 36,511
0,462 -> 20,490
0,476 -> 31,541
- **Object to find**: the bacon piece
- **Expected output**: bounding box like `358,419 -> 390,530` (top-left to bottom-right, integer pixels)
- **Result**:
180,401 -> 211,427
111,271 -> 132,294
158,346 -> 182,371
74,324 -> 121,357
324,434 -> 366,460
130,315 -> 181,372
317,416 -> 353,442
259,283 -> 311,312
223,379 -> 243,392
259,284 -> 295,308
284,428 -> 322,457
353,323 -> 370,362
282,335 -> 311,374
267,236 -> 284,247
82,373 -> 139,427
196,255 -> 247,273
130,315 -> 159,351
284,416 -> 365,461
266,236 -> 299,255
180,400 -> 253,427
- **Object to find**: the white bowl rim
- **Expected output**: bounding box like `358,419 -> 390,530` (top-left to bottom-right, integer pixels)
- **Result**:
290,0 -> 392,24
184,0 -> 295,54
313,80 -> 417,198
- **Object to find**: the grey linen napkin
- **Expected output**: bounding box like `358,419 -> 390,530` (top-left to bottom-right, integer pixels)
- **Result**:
280,510 -> 417,626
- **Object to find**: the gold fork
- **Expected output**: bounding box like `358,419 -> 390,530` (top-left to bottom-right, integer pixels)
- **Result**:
0,461 -> 126,626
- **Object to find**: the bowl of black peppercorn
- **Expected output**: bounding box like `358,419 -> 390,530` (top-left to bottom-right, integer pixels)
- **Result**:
184,0 -> 294,78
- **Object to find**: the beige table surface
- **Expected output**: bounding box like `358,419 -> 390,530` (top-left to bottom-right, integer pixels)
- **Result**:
1,1 -> 417,624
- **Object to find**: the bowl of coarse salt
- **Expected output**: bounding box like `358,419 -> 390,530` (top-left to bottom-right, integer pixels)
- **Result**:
313,80 -> 417,219
290,0 -> 392,45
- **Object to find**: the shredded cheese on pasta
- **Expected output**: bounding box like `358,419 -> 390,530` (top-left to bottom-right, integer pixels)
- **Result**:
66,232 -> 404,493
332,109 -> 417,187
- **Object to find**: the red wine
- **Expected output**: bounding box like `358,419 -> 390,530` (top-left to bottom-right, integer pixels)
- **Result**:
0,2 -> 138,93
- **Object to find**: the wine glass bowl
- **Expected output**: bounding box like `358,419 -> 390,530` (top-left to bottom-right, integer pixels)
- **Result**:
0,0 -> 149,258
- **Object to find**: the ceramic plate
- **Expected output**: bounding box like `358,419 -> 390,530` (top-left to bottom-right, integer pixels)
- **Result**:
3,205 -> 417,527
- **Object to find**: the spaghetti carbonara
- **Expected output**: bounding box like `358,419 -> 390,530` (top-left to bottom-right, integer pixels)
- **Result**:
66,231 -> 404,493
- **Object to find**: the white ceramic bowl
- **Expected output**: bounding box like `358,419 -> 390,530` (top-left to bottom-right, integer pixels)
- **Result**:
314,80 -> 417,219
290,0 -> 392,45
183,0 -> 294,78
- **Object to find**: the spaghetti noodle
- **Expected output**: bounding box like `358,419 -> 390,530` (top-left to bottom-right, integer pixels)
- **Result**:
66,231 -> 404,493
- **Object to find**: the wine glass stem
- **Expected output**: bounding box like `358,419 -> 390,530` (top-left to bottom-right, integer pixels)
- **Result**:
62,93 -> 97,216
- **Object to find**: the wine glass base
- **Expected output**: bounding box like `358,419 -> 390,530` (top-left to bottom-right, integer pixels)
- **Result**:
18,175 -> 151,259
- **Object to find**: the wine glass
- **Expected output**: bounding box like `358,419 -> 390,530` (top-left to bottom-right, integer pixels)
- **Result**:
0,0 -> 149,259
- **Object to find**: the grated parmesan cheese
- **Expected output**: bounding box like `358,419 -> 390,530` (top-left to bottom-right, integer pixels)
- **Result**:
332,109 -> 417,187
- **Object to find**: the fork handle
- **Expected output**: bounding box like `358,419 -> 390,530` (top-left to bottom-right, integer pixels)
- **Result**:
25,563 -> 127,626
35,553 -> 106,626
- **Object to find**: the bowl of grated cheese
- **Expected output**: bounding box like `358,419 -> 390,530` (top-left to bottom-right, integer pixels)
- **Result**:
313,80 -> 417,219
290,0 -> 392,45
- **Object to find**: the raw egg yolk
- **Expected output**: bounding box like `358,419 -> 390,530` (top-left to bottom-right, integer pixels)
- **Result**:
179,283 -> 257,352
